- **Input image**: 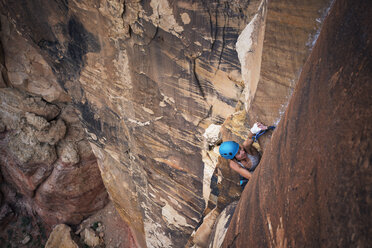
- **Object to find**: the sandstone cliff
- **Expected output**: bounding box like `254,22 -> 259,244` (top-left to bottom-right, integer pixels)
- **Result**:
222,0 -> 372,247
1,0 -> 369,247
1,1 -> 265,246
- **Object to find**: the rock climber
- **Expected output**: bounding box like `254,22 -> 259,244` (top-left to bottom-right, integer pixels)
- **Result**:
219,122 -> 274,189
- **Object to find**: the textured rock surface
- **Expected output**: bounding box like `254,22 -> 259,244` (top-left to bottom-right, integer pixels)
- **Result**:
190,208 -> 220,248
0,14 -> 70,102
208,201 -> 238,248
0,210 -> 48,247
196,0 -> 334,241
222,0 -> 372,247
0,88 -> 108,226
77,202 -> 137,248
0,1 -> 263,247
236,0 -> 267,110
45,224 -> 79,248
0,0 -> 353,247
81,227 -> 100,247
247,0 -> 333,149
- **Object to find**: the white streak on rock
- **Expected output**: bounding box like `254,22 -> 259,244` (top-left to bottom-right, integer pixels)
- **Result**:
128,118 -> 150,126
236,0 -> 266,76
236,20 -> 255,68
141,202 -> 172,248
162,203 -> 193,229
159,93 -> 175,107
306,0 -> 335,49
142,106 -> 155,115
209,203 -> 237,248
169,197 -> 181,208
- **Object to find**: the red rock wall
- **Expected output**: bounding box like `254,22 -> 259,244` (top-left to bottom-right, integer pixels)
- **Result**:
0,89 -> 108,228
222,0 -> 372,246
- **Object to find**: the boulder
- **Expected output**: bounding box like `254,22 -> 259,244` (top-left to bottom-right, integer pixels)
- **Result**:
45,224 -> 78,248
203,124 -> 222,147
81,227 -> 100,247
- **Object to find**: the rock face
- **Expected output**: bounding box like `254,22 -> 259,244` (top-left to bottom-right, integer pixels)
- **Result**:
0,1 -> 262,247
0,88 -> 108,226
0,4 -> 108,230
0,0 -> 339,247
246,0 -> 333,149
248,0 -> 333,122
0,13 -> 70,103
222,0 -> 372,247
198,0 -> 334,241
76,202 -> 138,248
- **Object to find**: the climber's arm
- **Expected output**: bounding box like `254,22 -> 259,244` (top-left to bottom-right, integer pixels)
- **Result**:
229,160 -> 252,180
242,132 -> 255,150
242,122 -> 268,150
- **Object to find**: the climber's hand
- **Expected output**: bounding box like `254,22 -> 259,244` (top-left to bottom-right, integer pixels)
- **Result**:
257,122 -> 268,130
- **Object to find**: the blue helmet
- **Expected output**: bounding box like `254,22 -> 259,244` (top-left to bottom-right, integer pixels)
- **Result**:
219,141 -> 239,160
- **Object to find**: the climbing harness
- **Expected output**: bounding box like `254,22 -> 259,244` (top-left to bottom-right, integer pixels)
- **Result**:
240,176 -> 248,187
252,126 -> 276,142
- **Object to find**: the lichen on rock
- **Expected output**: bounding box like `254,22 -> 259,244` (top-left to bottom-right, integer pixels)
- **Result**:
59,142 -> 80,166
8,128 -> 57,166
25,112 -> 50,131
35,119 -> 66,146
